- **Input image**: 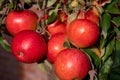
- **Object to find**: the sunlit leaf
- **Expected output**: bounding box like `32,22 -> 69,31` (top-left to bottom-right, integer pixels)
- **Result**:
71,0 -> 79,7
47,0 -> 56,7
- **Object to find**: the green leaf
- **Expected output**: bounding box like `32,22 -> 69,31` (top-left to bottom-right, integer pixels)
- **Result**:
104,0 -> 120,14
102,30 -> 116,48
102,38 -> 115,62
99,57 -> 113,80
7,3 -> 13,9
108,65 -> 120,80
63,39 -> 71,48
100,36 -> 107,49
107,40 -> 120,80
0,36 -> 11,52
47,12 -> 58,24
82,48 -> 100,68
112,40 -> 120,67
100,12 -> 111,38
114,27 -> 120,36
112,17 -> 120,27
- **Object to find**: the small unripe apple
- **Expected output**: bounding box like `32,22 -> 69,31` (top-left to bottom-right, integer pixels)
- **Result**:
11,30 -> 47,63
54,48 -> 90,80
67,19 -> 99,48
6,10 -> 38,36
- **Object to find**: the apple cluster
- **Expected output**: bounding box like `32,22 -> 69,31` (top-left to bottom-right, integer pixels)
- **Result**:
5,8 -> 100,80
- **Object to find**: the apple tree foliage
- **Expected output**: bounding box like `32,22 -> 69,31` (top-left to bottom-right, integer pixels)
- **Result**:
0,0 -> 120,80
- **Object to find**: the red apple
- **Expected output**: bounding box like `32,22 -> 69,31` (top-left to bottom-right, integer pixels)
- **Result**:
11,30 -> 47,63
46,19 -> 66,36
67,19 -> 99,48
54,48 -> 90,80
78,10 -> 99,25
6,10 -> 38,36
47,33 -> 66,63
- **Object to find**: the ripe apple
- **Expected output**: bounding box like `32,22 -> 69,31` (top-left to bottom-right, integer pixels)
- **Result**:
11,30 -> 47,63
47,33 -> 66,63
5,10 -> 38,36
78,10 -> 99,25
54,48 -> 90,80
67,19 -> 99,48
46,18 -> 66,36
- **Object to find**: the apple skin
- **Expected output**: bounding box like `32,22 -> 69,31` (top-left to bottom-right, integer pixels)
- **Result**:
47,33 -> 66,63
11,30 -> 47,63
54,48 -> 90,80
67,19 -> 99,48
78,10 -> 99,25
5,10 -> 38,36
47,19 -> 66,36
